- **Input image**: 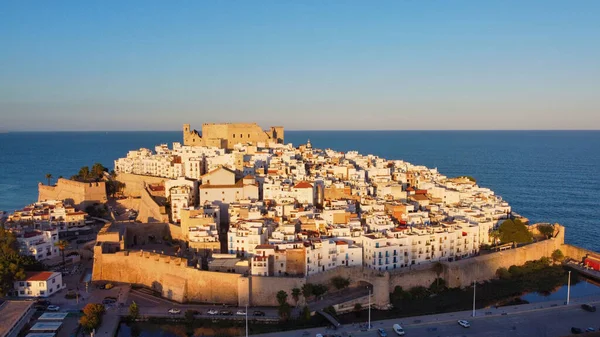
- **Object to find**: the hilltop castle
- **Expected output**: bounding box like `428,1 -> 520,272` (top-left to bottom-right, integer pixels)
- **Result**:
183,123 -> 284,149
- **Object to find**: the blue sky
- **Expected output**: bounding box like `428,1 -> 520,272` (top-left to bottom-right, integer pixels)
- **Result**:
1,1 -> 599,131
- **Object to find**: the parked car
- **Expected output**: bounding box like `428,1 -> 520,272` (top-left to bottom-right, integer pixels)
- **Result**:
47,305 -> 60,311
168,308 -> 181,314
377,328 -> 388,337
220,310 -> 233,316
586,328 -> 596,332
236,310 -> 246,316
581,304 -> 596,312
253,310 -> 265,316
571,327 -> 583,334
207,309 -> 219,315
458,320 -> 471,328
392,323 -> 405,336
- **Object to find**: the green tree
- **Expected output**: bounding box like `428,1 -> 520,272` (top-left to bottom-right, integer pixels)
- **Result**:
433,262 -> 444,286
276,290 -> 288,306
538,224 -> 555,239
278,302 -> 291,321
323,305 -> 337,317
128,301 -> 139,321
331,276 -> 350,290
54,240 -> 69,271
0,228 -> 27,295
291,287 -> 301,305
91,163 -> 108,179
489,229 -> 501,246
301,305 -> 311,321
409,286 -> 429,300
429,278 -> 447,294
45,173 -> 53,186
354,303 -> 363,318
311,284 -> 328,298
498,219 -> 533,244
496,267 -> 511,280
80,303 -> 105,332
184,309 -> 196,325
77,166 -> 90,181
551,249 -> 565,263
302,283 -> 314,300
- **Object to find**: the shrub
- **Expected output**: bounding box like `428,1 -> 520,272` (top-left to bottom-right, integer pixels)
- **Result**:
496,267 -> 511,280
331,276 -> 350,290
551,249 -> 564,263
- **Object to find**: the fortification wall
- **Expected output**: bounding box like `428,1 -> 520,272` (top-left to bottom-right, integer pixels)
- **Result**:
445,229 -> 565,288
561,244 -> 600,262
116,173 -> 168,197
92,250 -> 240,304
137,187 -> 169,223
248,275 -> 306,307
38,178 -> 107,208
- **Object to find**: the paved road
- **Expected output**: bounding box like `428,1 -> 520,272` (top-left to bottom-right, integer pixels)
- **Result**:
253,298 -> 600,337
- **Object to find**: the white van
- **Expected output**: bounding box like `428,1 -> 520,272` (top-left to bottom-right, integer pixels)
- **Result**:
393,324 -> 405,335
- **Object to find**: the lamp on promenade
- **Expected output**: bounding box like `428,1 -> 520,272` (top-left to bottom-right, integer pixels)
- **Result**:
472,280 -> 476,317
368,286 -> 372,330
566,271 -> 571,305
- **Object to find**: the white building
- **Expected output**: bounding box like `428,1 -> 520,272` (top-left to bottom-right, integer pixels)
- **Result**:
17,229 -> 59,261
14,271 -> 64,298
227,220 -> 271,257
165,177 -> 198,223
305,239 -> 362,276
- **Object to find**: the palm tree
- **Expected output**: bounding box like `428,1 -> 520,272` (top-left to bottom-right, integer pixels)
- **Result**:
489,229 -> 501,247
291,288 -> 301,305
45,173 -> 53,186
54,240 -> 69,271
433,262 -> 444,286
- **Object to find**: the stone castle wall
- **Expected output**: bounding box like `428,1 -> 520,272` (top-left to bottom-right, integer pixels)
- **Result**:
92,225 -> 570,308
561,244 -> 600,262
116,173 -> 168,197
38,178 -> 107,209
137,186 -> 169,223
93,249 -> 241,304
183,123 -> 284,149
444,227 -> 565,288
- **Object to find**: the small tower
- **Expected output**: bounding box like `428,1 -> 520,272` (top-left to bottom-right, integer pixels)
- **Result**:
306,139 -> 312,149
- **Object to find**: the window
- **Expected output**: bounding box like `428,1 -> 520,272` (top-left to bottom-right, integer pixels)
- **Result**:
240,134 -> 242,138
19,282 -> 24,287
39,282 -> 44,287
26,282 -> 31,287
52,279 -> 56,284
19,290 -> 24,295
40,290 -> 45,295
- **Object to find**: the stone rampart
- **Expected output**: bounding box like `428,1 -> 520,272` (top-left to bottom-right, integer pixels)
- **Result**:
92,250 -> 240,304
116,173 -> 168,197
561,244 -> 600,262
38,178 -> 107,208
137,186 -> 168,223
248,275 -> 306,307
444,227 -> 565,288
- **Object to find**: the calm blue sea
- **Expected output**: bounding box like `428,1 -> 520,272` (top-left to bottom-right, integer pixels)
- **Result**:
1,131 -> 599,252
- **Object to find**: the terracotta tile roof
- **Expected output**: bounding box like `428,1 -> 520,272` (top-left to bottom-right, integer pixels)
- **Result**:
334,240 -> 348,245
25,271 -> 56,281
255,244 -> 275,249
294,181 -> 313,189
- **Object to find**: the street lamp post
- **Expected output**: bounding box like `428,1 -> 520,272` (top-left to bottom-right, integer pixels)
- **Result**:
368,287 -> 371,330
245,303 -> 248,337
566,271 -> 571,305
472,280 -> 476,317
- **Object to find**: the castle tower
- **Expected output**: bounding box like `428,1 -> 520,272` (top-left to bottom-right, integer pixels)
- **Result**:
183,123 -> 190,134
